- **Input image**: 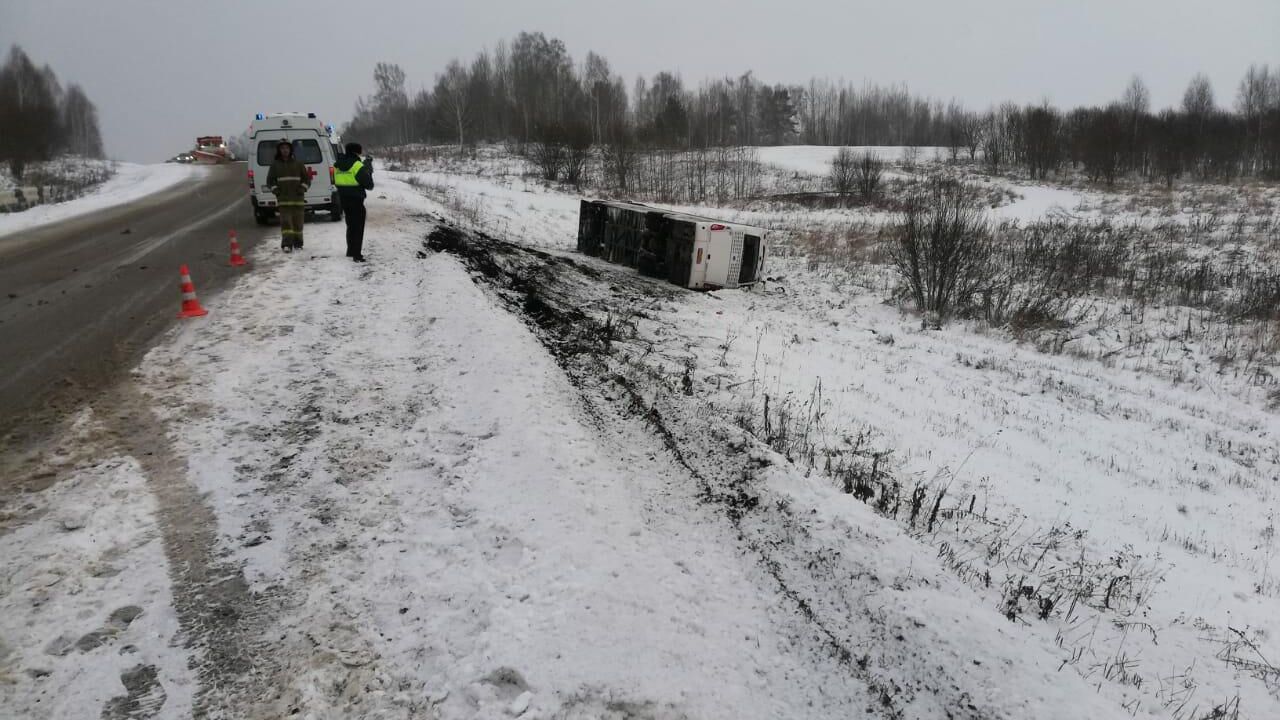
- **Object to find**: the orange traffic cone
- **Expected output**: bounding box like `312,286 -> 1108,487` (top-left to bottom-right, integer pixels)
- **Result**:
229,230 -> 248,267
177,264 -> 209,318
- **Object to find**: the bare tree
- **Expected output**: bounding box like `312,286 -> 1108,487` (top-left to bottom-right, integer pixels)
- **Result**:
1179,74 -> 1215,178
1022,104 -> 1063,179
1121,75 -> 1151,117
957,113 -> 982,160
982,110 -> 1006,174
944,101 -> 970,162
1182,73 -> 1215,119
435,60 -> 471,151
1237,64 -> 1272,124
1079,105 -> 1126,187
1150,110 -> 1185,188
0,45 -> 63,180
339,30 -> 1280,185
373,62 -> 409,144
1120,75 -> 1150,174
582,52 -> 627,146
1238,64 -> 1273,173
466,52 -> 494,141
60,84 -> 103,158
602,130 -> 637,192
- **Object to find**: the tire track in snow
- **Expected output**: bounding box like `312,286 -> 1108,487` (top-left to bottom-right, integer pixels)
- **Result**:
422,220 -> 911,719
103,382 -> 275,717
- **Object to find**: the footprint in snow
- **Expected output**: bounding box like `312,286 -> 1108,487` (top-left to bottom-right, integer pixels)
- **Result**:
100,664 -> 167,719
45,606 -> 144,657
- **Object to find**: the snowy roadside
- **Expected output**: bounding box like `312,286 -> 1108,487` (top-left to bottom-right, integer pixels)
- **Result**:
416,220 -> 1133,720
127,174 -> 1139,718
3,164 -> 1273,718
0,409 -> 194,719
0,174 -> 1123,718
0,163 -> 201,239
119,180 -> 885,718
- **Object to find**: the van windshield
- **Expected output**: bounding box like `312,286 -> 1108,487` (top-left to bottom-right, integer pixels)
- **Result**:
257,138 -> 324,165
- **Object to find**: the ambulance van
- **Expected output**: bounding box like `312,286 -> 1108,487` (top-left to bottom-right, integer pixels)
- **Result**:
247,112 -> 341,224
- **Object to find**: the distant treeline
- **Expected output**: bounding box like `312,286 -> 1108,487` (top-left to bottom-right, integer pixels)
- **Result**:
345,31 -> 1280,183
0,45 -> 106,181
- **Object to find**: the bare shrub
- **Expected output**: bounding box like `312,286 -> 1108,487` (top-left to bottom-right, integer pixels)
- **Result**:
888,178 -> 994,325
734,369 -> 1164,632
978,219 -> 1130,329
853,151 -> 885,200
602,137 -> 637,193
901,145 -> 921,172
403,175 -> 486,227
982,217 -> 1280,325
528,138 -> 566,181
561,120 -> 593,187
829,147 -> 857,195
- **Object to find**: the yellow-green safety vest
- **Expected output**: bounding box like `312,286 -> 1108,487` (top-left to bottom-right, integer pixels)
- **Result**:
334,160 -> 364,187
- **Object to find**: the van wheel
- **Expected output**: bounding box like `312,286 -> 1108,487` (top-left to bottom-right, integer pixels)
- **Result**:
254,211 -> 271,226
330,200 -> 343,222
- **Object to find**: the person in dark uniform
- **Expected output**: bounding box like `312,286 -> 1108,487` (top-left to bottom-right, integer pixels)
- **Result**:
332,142 -> 374,262
266,140 -> 310,252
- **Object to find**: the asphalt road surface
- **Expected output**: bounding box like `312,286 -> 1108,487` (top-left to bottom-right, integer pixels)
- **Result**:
0,162 -> 282,445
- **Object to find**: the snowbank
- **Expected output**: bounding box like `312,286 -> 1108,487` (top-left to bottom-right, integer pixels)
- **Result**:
0,163 -> 200,238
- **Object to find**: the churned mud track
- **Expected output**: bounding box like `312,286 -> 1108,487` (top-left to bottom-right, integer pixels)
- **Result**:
423,220 -> 951,719
95,382 -> 277,718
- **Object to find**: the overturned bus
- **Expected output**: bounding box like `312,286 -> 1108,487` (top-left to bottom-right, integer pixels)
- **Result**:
576,199 -> 767,290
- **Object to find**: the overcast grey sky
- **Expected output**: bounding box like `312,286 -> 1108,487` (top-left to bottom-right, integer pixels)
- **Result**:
2,0 -> 1276,162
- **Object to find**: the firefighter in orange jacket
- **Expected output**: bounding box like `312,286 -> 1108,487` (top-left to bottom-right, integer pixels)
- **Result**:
266,140 -> 310,252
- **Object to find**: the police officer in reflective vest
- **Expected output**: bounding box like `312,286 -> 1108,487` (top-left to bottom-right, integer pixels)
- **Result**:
333,142 -> 375,262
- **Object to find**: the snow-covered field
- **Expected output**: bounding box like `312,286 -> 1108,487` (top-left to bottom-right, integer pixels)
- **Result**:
755,145 -> 950,175
0,163 -> 200,239
2,146 -> 1278,719
3,180 -> 1112,718
384,147 -> 1280,718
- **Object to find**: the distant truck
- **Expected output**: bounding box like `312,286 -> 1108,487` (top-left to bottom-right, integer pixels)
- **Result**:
577,200 -> 767,290
246,112 -> 341,225
192,136 -> 231,164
